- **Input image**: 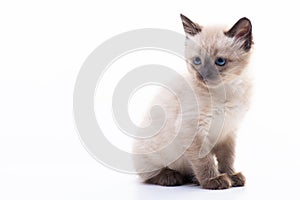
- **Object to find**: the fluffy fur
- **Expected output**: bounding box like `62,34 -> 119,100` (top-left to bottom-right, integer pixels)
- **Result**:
133,14 -> 253,189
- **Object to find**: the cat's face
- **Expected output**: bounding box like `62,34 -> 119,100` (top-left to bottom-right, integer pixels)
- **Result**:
181,14 -> 253,87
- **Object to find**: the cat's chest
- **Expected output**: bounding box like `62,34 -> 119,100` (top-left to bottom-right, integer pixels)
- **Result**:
211,83 -> 249,134
219,100 -> 246,123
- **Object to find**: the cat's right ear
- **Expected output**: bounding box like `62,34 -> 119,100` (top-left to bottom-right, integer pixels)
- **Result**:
180,14 -> 202,37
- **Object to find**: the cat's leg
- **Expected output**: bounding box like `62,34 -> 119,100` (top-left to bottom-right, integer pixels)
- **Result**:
145,167 -> 185,186
189,154 -> 231,189
185,137 -> 231,190
133,144 -> 186,186
213,135 -> 246,187
143,155 -> 194,186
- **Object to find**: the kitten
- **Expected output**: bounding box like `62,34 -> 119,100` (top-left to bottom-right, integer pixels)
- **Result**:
133,14 -> 253,190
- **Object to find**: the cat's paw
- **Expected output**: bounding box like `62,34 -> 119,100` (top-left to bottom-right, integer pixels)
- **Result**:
145,168 -> 184,186
202,174 -> 231,190
228,172 -> 246,187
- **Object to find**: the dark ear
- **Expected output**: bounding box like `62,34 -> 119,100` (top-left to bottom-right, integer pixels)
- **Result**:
180,14 -> 202,36
225,17 -> 253,51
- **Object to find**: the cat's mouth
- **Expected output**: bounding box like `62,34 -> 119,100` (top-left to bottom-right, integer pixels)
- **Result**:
195,71 -> 222,87
190,62 -> 223,87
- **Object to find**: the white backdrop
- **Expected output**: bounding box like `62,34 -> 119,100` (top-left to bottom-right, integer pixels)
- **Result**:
1,0 -> 300,199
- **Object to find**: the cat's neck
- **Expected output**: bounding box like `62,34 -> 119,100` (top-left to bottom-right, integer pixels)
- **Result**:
189,73 -> 250,106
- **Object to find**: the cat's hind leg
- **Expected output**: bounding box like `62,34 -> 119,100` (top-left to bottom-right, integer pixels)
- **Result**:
145,167 -> 185,186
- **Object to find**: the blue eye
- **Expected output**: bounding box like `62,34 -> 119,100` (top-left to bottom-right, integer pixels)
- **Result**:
193,57 -> 202,65
215,57 -> 226,66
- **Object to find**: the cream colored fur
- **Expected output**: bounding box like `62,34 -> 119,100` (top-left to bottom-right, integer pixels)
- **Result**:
133,17 -> 252,187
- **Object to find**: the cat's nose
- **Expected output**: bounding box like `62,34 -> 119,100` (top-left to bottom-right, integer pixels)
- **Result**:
199,62 -> 218,80
199,66 -> 210,79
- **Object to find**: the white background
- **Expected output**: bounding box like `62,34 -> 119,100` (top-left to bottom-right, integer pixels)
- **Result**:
1,0 -> 300,199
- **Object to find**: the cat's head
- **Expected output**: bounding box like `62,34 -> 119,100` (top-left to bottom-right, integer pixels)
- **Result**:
180,14 -> 253,87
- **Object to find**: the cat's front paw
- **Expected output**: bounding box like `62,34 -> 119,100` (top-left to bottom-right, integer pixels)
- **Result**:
228,172 -> 246,187
202,174 -> 231,190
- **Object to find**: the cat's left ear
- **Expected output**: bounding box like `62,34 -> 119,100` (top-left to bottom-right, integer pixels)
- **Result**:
225,17 -> 253,51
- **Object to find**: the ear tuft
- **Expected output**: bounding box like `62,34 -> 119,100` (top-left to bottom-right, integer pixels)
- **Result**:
225,17 -> 253,50
180,14 -> 202,36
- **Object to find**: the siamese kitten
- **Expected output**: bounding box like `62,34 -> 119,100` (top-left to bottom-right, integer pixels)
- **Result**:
133,14 -> 253,190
